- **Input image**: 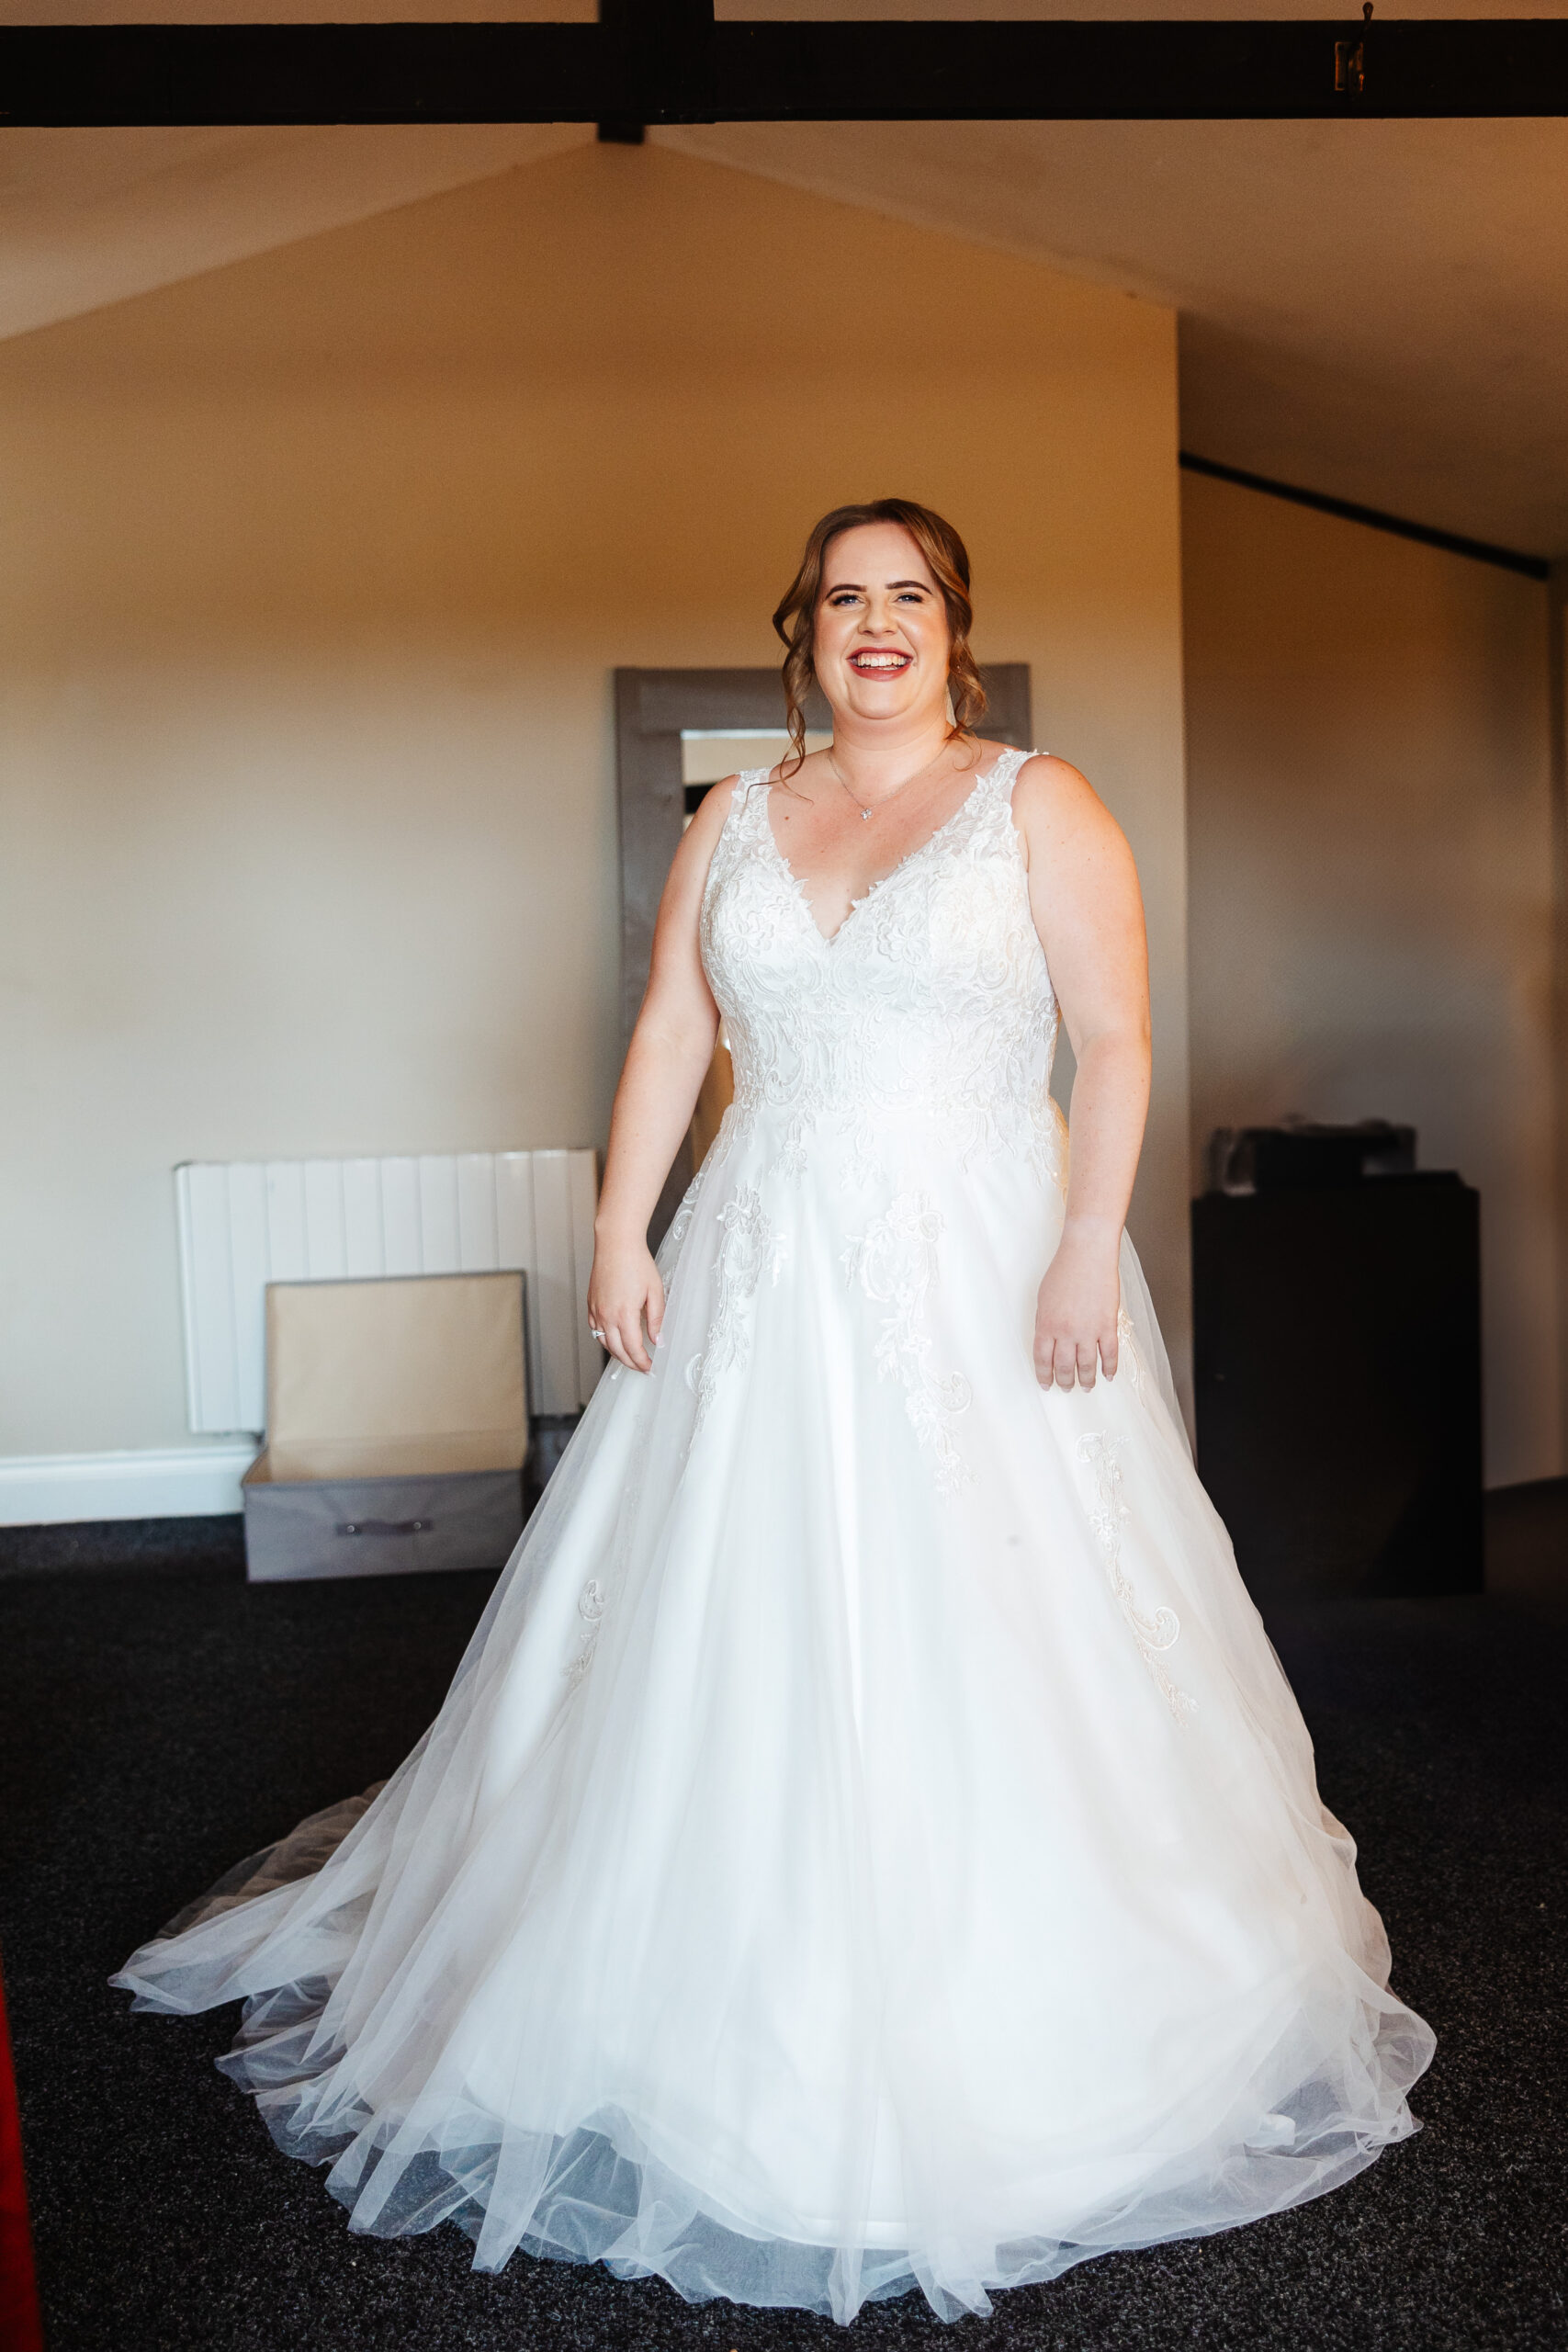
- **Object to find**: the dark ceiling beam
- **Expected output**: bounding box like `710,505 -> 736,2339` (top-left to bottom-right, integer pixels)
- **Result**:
2,17 -> 1567,129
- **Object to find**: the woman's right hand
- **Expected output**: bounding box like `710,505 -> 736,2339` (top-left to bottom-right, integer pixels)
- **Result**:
587,1232 -> 666,1374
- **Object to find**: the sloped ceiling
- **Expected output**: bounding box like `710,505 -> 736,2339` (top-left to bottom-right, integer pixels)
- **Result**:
3,0 -> 1565,552
0,3 -> 597,338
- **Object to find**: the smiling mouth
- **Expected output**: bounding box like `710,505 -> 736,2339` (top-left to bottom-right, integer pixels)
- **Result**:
848,650 -> 913,675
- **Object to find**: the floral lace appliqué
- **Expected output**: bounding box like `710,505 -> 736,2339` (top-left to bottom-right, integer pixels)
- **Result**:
686,1184 -> 784,1433
564,1578 -> 607,1689
1115,1306 -> 1145,1402
842,1192 -> 972,1492
1077,1431 -> 1195,1725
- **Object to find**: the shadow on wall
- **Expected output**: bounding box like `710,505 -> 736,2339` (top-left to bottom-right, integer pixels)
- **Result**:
1180,466 -> 1559,1490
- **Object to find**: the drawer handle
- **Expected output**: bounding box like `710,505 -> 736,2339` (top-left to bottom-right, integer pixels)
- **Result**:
336,1518 -> 431,1537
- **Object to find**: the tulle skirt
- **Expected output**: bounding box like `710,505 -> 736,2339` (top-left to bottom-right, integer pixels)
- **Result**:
114,1106 -> 1433,2322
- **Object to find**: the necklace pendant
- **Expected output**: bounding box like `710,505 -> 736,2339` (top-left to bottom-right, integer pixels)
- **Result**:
861,808 -> 872,820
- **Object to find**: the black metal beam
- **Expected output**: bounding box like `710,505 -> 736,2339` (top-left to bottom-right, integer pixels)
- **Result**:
2,17 -> 1568,128
1179,452 -> 1553,579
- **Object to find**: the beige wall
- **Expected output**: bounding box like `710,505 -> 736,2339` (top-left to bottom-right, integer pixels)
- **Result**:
0,141 -> 1190,1464
1182,469 -> 1559,1488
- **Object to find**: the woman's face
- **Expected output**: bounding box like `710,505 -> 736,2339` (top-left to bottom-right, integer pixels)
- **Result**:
812,523 -> 951,729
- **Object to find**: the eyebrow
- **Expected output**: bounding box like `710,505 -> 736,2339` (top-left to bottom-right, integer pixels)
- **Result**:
824,578 -> 931,594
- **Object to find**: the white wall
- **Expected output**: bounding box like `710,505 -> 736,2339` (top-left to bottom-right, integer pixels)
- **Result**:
0,141 -> 1190,1477
1182,469 -> 1559,1488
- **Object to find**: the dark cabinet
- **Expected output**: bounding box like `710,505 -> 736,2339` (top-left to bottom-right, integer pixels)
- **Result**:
1191,1177 -> 1483,1600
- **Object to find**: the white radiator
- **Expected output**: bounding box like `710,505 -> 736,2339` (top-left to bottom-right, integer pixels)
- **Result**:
175,1150 -> 603,1434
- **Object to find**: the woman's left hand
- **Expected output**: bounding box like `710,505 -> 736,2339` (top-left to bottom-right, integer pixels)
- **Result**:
1034,1219 -> 1122,1392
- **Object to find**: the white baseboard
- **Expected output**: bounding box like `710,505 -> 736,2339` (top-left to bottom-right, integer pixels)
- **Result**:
0,1443 -> 256,1526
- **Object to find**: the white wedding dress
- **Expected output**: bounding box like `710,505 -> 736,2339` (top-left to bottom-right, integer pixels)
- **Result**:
116,748 -> 1433,2323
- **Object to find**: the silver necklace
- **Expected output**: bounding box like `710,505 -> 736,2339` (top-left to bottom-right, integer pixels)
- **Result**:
826,742 -> 946,822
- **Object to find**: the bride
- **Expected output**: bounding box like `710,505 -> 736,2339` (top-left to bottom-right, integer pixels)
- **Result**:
115,497 -> 1433,2324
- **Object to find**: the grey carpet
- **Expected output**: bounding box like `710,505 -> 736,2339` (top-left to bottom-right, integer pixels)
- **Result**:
1,1555 -> 1563,2351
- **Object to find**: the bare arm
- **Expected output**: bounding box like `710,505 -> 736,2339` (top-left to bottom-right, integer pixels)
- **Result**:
1012,756 -> 1152,1392
587,778 -> 736,1373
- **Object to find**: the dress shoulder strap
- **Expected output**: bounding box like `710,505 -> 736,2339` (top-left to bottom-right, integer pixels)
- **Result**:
983,743 -> 1037,797
728,766 -> 773,837
703,769 -> 772,883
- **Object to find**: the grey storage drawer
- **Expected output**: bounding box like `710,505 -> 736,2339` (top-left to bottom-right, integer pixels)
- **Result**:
243,1463 -> 525,1582
242,1271 -> 531,1584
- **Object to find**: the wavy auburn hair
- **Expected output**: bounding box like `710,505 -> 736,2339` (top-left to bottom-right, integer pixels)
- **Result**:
771,499 -> 987,777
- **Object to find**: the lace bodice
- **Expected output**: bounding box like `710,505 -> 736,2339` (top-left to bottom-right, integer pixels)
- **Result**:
699,745 -> 1061,1181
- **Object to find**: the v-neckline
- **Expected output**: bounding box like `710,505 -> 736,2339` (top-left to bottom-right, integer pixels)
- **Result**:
761,752 -> 1013,948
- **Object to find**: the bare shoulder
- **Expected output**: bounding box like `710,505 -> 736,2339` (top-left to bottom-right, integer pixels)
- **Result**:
657,775 -> 742,927
1010,752 -> 1106,829
767,746 -> 831,798
1008,753 -> 1131,870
